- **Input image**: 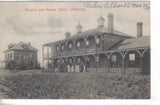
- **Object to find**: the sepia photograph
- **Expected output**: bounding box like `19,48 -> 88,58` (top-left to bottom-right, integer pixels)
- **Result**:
0,1 -> 150,99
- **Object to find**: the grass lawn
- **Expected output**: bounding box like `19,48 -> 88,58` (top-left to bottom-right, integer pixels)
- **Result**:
0,69 -> 150,99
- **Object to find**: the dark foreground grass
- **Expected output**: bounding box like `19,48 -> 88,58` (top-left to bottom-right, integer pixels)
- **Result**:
0,72 -> 150,99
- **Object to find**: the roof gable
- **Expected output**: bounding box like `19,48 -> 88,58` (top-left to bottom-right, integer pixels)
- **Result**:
4,42 -> 37,52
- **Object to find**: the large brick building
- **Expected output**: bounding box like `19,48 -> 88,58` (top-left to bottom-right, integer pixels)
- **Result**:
42,13 -> 150,74
4,42 -> 38,70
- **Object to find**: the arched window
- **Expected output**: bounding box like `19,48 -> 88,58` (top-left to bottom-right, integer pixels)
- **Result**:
96,38 -> 100,44
69,43 -> 72,49
86,40 -> 89,46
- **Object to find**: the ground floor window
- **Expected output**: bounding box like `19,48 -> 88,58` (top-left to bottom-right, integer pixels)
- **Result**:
111,55 -> 116,62
129,53 -> 135,61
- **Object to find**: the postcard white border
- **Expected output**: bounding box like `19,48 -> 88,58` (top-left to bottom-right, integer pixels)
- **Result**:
1,0 -> 160,105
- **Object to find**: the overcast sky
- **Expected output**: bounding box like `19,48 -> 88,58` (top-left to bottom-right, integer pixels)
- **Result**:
0,1 -> 150,64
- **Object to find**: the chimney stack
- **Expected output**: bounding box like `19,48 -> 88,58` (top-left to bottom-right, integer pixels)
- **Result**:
76,23 -> 83,33
108,13 -> 114,33
65,32 -> 71,38
97,16 -> 105,27
137,22 -> 143,37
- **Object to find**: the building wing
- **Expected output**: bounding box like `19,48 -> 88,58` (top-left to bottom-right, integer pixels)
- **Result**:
113,36 -> 150,50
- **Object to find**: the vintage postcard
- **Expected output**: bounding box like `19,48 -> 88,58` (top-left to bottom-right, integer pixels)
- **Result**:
0,1 -> 150,99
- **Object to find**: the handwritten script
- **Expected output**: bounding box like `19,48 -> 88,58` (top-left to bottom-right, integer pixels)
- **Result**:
83,1 -> 150,10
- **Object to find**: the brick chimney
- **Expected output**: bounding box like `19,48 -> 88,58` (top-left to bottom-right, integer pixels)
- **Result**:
76,23 -> 83,33
108,13 -> 114,33
137,22 -> 143,37
97,16 -> 105,27
65,32 -> 71,38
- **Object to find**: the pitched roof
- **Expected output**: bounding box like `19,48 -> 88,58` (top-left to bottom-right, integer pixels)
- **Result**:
76,23 -> 83,28
70,27 -> 132,38
44,27 -> 132,46
97,16 -> 105,21
112,36 -> 150,50
4,42 -> 37,52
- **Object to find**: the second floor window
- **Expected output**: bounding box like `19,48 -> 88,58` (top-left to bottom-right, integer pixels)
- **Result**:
77,42 -> 80,48
96,38 -> 100,44
69,43 -> 72,49
56,46 -> 59,51
86,40 -> 89,46
61,45 -> 64,50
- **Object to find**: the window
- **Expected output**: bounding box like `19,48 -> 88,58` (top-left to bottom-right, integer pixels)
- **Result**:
77,42 -> 80,47
129,53 -> 135,61
86,40 -> 89,46
111,55 -> 116,62
69,43 -> 72,49
96,56 -> 99,62
61,45 -> 64,50
56,46 -> 59,51
62,59 -> 65,63
30,54 -> 33,58
96,38 -> 100,44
